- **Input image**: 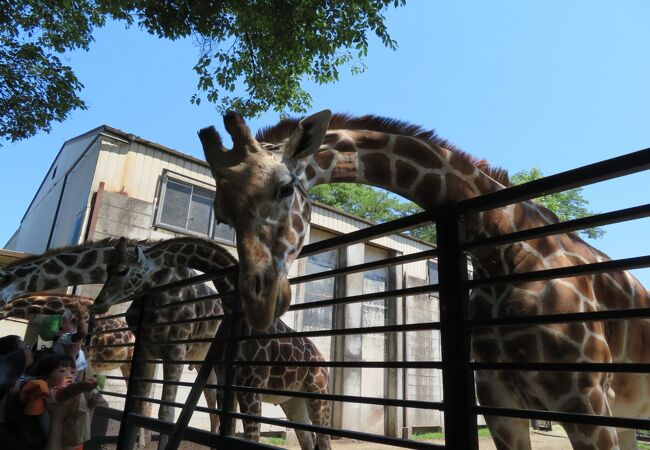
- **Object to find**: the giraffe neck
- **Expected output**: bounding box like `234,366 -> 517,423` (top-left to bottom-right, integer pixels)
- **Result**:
143,238 -> 238,312
2,245 -> 117,299
0,294 -> 93,321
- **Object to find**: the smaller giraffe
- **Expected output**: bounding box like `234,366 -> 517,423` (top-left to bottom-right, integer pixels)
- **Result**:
92,237 -> 332,450
0,293 -> 134,379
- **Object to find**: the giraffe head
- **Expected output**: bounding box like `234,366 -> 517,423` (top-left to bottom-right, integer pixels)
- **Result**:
0,270 -> 19,305
92,238 -> 147,314
199,110 -> 332,330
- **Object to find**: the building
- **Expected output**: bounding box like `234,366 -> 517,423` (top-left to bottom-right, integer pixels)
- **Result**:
2,126 -> 443,437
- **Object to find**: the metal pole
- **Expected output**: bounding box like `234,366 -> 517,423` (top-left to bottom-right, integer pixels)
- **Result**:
165,295 -> 233,448
219,285 -> 242,438
117,298 -> 148,450
436,212 -> 478,450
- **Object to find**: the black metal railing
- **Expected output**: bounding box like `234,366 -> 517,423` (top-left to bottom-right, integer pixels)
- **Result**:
86,146 -> 650,449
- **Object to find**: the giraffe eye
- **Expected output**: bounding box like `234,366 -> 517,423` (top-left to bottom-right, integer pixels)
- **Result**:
278,183 -> 294,198
116,266 -> 129,277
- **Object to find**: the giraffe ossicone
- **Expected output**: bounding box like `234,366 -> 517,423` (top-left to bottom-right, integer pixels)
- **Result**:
200,110 -> 650,450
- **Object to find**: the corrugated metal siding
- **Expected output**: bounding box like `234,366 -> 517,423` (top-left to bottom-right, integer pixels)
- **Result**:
92,138 -> 216,204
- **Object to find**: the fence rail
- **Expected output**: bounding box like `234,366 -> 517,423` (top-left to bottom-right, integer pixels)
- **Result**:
88,146 -> 650,449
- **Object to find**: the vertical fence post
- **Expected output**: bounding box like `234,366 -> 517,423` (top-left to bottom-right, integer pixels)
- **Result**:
166,292 -> 234,448
117,297 -> 148,450
436,212 -> 478,450
219,285 -> 242,438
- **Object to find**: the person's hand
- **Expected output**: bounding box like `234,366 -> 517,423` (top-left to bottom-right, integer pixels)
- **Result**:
87,389 -> 103,409
81,379 -> 98,392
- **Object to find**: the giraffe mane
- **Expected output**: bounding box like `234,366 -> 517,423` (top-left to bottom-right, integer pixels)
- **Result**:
3,237 -> 163,269
256,113 -> 512,187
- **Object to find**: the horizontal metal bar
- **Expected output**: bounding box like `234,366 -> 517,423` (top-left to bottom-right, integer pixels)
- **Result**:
98,390 -> 127,399
464,203 -> 650,252
87,342 -> 135,349
216,409 -> 445,450
129,359 -> 442,369
471,361 -> 650,372
455,146 -> 650,214
290,248 -> 438,285
130,376 -> 444,410
139,314 -> 224,328
299,210 -> 438,258
127,413 -> 279,449
93,406 -> 123,421
130,265 -> 237,298
229,320 -> 442,341
288,283 -> 438,313
93,312 -> 128,321
474,405 -> 650,430
466,255 -> 650,289
151,291 -> 232,311
92,326 -> 135,335
133,320 -> 441,346
467,305 -> 650,328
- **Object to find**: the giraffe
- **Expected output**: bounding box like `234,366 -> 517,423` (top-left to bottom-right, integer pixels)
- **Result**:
91,236 -> 332,449
197,110 -> 650,450
0,239 -> 223,450
0,293 -> 134,378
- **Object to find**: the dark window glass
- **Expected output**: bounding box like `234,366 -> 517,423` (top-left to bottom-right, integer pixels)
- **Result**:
157,177 -> 235,242
187,188 -> 213,234
160,180 -> 191,229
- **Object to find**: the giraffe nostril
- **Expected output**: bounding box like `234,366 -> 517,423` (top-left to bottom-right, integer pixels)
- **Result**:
254,275 -> 263,297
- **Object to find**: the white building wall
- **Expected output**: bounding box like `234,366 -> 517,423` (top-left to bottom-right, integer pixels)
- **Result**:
13,132 -> 101,253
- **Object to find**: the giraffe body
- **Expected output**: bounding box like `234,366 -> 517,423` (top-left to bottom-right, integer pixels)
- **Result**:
198,111 -> 650,449
0,239 -> 223,450
93,237 -> 331,449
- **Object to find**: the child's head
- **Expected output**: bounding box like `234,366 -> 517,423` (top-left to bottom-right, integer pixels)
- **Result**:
30,354 -> 76,389
0,334 -> 33,368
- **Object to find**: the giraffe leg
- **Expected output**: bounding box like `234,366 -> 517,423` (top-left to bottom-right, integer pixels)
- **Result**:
237,390 -> 262,441
201,366 -> 220,433
476,372 -> 532,450
304,369 -> 331,450
124,355 -> 157,450
156,362 -> 184,450
280,398 -> 316,450
119,363 -> 148,448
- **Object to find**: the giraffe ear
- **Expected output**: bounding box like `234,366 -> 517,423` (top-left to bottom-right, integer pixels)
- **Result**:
135,245 -> 145,264
282,109 -> 332,162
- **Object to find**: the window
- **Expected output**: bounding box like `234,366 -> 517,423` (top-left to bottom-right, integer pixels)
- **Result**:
302,249 -> 338,330
156,174 -> 235,243
428,260 -> 439,298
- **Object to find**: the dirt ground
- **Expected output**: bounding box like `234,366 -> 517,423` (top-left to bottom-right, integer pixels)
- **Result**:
279,428 -> 574,450
98,427 -> 577,449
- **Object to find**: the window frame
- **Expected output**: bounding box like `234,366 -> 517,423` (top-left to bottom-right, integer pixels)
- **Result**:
154,170 -> 235,245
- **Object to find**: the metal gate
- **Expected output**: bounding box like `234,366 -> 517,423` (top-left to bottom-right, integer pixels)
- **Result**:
89,147 -> 650,449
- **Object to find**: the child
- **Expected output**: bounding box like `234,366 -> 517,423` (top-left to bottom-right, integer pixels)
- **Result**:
0,335 -> 46,450
52,309 -> 89,379
23,354 -> 99,450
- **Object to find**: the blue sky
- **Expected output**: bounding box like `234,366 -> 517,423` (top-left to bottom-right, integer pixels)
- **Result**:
1,1 -> 649,284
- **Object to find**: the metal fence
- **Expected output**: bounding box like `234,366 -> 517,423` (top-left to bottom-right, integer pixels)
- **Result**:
88,146 -> 650,449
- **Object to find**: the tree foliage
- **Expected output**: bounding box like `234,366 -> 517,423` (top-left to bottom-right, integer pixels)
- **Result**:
309,167 -> 605,245
0,1 -> 105,142
511,167 -> 604,239
309,184 -> 437,243
1,0 -> 405,143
